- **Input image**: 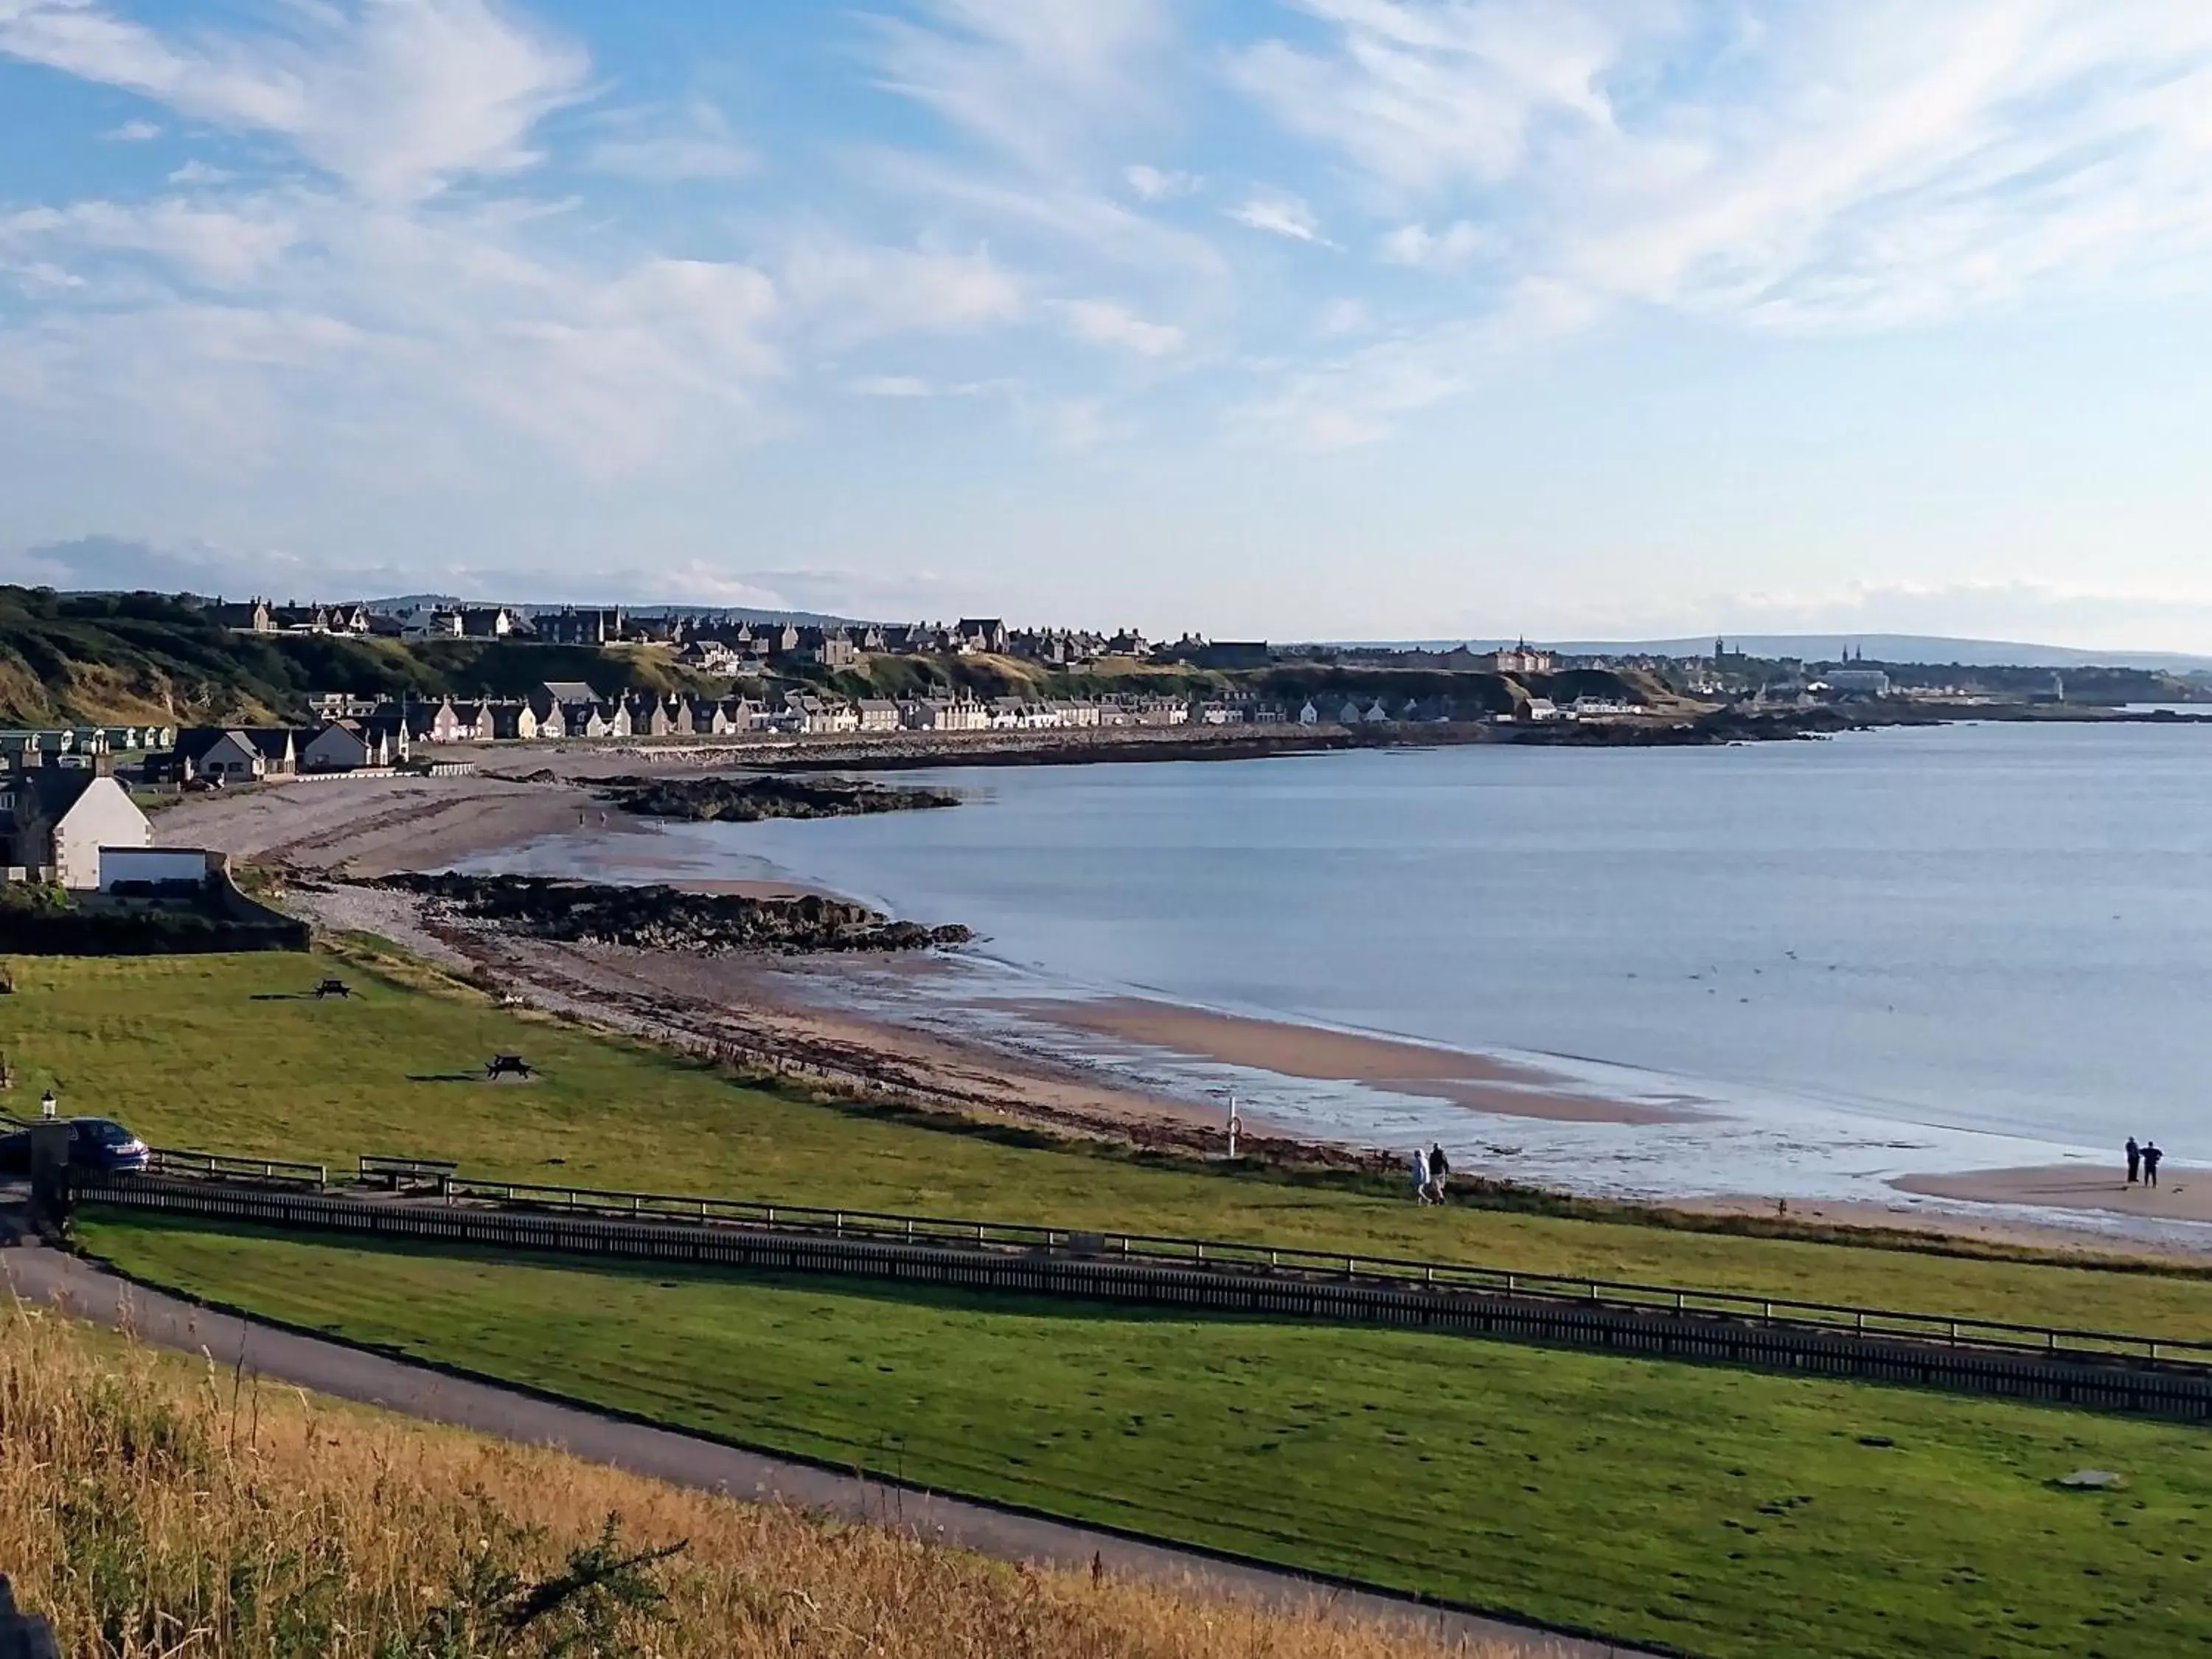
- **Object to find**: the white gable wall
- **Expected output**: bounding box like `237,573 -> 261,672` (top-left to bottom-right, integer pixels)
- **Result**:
55,776 -> 153,888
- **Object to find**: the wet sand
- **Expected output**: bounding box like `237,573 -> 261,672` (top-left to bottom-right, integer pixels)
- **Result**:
1892,1164 -> 2212,1226
1682,1192 -> 2212,1263
1001,998 -> 1702,1126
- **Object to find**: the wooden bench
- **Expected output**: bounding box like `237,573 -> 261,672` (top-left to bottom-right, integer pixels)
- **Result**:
484,1054 -> 534,1081
358,1154 -> 460,1193
311,978 -> 352,1000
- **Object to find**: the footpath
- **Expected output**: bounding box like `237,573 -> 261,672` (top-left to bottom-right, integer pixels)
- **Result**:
0,1220 -> 1646,1658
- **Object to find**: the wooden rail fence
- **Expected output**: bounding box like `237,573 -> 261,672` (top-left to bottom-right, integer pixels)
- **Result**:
80,1171 -> 2212,1422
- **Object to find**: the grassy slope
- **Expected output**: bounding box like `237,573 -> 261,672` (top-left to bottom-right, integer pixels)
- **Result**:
4,1297 -> 1463,1659
82,1216 -> 2212,1659
8,948 -> 2212,1335
0,588 -> 722,726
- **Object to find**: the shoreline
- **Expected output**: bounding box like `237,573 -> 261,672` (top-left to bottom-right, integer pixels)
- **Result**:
1892,1164 -> 2212,1226
154,760 -> 2212,1262
996,997 -> 1701,1127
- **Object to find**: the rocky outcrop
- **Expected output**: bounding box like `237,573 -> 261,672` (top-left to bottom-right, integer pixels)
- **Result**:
599,773 -> 959,823
377,872 -> 972,955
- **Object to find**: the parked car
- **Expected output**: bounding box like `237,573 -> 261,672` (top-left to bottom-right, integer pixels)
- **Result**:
0,1116 -> 150,1176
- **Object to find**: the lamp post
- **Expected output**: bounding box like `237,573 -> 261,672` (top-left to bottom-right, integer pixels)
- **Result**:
1226,1088 -> 1242,1161
38,1088 -> 55,1122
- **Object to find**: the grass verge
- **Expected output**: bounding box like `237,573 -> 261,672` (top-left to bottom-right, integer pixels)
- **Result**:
5,948 -> 2211,1337
1,1268 -> 1479,1659
80,1212 -> 2212,1659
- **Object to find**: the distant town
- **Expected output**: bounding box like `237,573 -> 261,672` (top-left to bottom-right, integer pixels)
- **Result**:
4,584 -> 2207,895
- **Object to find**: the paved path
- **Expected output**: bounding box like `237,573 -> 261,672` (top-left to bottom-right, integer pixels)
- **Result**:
1,1234 -> 1649,1658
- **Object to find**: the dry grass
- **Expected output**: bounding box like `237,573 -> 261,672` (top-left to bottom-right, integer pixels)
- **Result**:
0,1301 -> 1496,1659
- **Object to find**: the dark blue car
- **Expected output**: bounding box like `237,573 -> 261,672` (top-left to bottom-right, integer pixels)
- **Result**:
0,1116 -> 150,1176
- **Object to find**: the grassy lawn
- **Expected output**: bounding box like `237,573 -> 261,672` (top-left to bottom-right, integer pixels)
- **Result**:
82,1213 -> 2212,1659
7,948 -> 2212,1338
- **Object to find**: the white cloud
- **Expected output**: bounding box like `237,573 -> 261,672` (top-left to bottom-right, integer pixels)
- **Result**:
0,0 -> 591,201
849,374 -> 934,397
1,196 -> 302,288
780,235 -> 1024,344
1124,163 -> 1195,201
1318,296 -> 1371,335
166,160 -> 231,186
869,0 -> 1171,166
1061,297 -> 1181,356
102,117 -> 159,141
582,100 -> 753,183
1228,0 -> 1625,195
1229,190 -> 1324,243
1380,218 -> 1492,268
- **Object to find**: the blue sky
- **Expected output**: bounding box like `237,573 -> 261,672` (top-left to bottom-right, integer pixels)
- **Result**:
5,1 -> 2212,645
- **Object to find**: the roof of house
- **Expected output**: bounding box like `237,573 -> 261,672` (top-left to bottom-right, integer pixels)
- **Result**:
8,767 -> 98,823
541,681 -> 600,703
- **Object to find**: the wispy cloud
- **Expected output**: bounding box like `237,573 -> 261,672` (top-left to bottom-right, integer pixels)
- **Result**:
0,0 -> 591,201
1229,189 -> 1325,243
1061,297 -> 1181,356
102,117 -> 159,142
581,100 -> 753,183
868,0 -> 1171,168
1124,163 -> 1196,201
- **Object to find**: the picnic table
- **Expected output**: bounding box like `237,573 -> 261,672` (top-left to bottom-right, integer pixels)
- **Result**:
484,1054 -> 534,1081
311,978 -> 352,1000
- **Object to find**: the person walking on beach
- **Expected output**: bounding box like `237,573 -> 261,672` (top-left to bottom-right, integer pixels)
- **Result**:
2126,1137 -> 2142,1184
1427,1142 -> 1452,1203
2143,1142 -> 2164,1189
1410,1146 -> 1432,1205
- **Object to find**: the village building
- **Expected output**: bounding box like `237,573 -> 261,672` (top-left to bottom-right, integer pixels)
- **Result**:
0,756 -> 153,888
173,728 -> 296,784
537,607 -> 627,646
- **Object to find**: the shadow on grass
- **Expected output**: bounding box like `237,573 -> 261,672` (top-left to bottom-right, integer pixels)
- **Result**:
85,1208 -> 1290,1335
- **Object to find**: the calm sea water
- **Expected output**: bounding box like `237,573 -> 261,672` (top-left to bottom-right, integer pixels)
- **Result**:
490,723 -> 2212,1214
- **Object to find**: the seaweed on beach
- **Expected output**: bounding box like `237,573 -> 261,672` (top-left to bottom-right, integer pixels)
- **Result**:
375,871 -> 972,955
598,773 -> 959,823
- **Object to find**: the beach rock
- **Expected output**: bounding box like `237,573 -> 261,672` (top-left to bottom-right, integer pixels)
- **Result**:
375,872 -> 973,956
599,773 -> 959,823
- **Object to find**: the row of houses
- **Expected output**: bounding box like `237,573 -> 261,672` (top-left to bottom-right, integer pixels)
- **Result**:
204,597 -> 1178,667
2,725 -> 178,758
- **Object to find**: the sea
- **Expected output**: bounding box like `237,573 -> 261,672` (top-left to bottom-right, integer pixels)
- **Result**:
475,720 -> 2212,1231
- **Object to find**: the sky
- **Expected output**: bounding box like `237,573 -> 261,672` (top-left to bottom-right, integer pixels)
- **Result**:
4,1 -> 2212,646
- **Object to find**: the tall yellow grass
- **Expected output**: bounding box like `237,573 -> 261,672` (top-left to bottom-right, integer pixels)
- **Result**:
1,1301 -> 1503,1658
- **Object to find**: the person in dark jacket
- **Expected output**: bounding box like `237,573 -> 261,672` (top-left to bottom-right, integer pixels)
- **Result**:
2126,1137 -> 2142,1183
1427,1142 -> 1452,1201
2143,1142 -> 2164,1189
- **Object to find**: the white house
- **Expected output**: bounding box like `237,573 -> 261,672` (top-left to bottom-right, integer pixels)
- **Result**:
0,765 -> 153,888
1298,700 -> 1321,726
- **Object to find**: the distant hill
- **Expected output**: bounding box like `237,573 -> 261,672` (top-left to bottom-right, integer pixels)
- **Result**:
1347,633 -> 2212,672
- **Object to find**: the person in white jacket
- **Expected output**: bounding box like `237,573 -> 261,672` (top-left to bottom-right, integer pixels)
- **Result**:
1410,1145 -> 1432,1205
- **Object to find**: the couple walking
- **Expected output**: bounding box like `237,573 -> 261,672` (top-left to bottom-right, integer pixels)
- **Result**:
2126,1137 -> 2166,1189
1411,1143 -> 1451,1205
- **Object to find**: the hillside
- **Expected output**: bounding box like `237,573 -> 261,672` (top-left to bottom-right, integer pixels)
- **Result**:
0,587 -> 1663,728
0,588 -> 722,726
0,1301 -> 1470,1659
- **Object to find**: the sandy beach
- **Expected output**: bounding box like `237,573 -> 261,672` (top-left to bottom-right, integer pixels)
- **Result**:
156,768 -> 647,877
1001,998 -> 1700,1126
1892,1164 -> 2212,1225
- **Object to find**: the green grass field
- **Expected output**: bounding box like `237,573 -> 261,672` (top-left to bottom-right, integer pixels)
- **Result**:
81,1214 -> 2212,1659
4,949 -> 2211,1335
